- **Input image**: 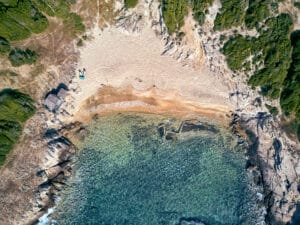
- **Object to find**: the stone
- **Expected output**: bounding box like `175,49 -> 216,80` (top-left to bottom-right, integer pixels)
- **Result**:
57,88 -> 68,99
45,94 -> 62,112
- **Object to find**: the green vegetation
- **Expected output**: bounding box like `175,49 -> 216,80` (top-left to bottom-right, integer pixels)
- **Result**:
294,2 -> 300,9
214,0 -> 247,30
162,0 -> 188,34
191,0 -> 212,25
222,35 -> 252,71
0,36 -> 10,54
245,0 -> 270,29
0,89 -> 35,166
8,47 -> 38,67
77,38 -> 83,47
30,0 -> 85,33
222,11 -> 299,140
265,104 -> 279,116
0,0 -> 48,41
223,14 -> 293,98
161,0 -> 213,33
124,0 -> 138,8
0,0 -> 84,61
280,30 -> 300,140
248,14 -> 293,99
0,0 -> 18,7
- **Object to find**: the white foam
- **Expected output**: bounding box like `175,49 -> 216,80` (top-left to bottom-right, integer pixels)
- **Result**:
38,208 -> 56,225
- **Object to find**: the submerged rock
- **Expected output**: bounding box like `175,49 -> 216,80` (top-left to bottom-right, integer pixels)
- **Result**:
165,132 -> 177,141
178,217 -> 207,225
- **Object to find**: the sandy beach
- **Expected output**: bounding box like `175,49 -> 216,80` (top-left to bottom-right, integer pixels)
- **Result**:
62,25 -> 234,124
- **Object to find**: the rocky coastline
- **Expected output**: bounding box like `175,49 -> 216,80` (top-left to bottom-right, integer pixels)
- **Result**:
0,1 -> 299,224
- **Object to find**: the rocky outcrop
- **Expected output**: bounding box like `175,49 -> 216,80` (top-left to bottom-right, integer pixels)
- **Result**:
35,131 -> 77,212
232,112 -> 300,225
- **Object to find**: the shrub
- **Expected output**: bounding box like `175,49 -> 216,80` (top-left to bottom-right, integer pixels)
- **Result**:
0,36 -> 10,54
0,89 -> 35,165
162,0 -> 188,34
214,0 -> 247,30
223,14 -> 293,100
124,0 -> 138,8
280,30 -> 300,122
191,0 -> 212,25
8,48 -> 38,67
245,0 -> 270,29
0,0 -> 48,41
265,104 -> 279,116
294,2 -> 300,9
222,35 -> 252,71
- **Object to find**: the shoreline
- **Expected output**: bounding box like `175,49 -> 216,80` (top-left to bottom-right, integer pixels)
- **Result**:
67,85 -> 232,126
0,1 -> 299,224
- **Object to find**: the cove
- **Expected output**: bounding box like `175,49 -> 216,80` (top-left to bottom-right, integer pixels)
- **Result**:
51,113 -> 259,225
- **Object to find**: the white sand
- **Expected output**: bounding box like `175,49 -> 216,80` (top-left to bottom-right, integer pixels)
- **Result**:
65,25 -> 233,121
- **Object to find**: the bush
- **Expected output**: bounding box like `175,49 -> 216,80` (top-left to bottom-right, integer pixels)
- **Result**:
0,0 -> 48,41
214,0 -> 247,30
0,0 -> 18,7
245,0 -> 270,29
280,30 -> 300,121
0,89 -> 35,165
0,0 -> 84,42
191,0 -> 212,25
64,12 -> 85,34
265,104 -> 279,116
124,0 -> 138,8
8,48 -> 38,67
222,35 -> 252,71
0,36 -> 10,54
162,0 -> 188,34
223,14 -> 293,99
295,2 -> 300,9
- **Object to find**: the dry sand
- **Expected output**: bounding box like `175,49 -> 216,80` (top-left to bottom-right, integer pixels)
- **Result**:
64,26 -> 234,123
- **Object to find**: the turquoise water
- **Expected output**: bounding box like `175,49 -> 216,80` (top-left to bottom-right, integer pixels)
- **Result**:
52,114 -> 258,225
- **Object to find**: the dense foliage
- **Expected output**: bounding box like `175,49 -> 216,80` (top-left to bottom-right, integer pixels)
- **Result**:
222,35 -> 252,71
294,2 -> 300,9
0,0 -> 48,41
8,47 -> 38,67
248,14 -> 293,98
222,7 -> 299,140
161,0 -> 213,33
0,0 -> 84,59
280,31 -> 300,139
191,0 -> 212,25
245,0 -> 270,29
223,14 -> 293,98
0,36 -> 10,54
162,0 -> 188,34
0,89 -> 35,165
214,0 -> 247,30
124,0 -> 138,8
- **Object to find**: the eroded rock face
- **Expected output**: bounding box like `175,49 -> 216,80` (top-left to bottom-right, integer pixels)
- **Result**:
236,112 -> 300,225
35,134 -> 77,211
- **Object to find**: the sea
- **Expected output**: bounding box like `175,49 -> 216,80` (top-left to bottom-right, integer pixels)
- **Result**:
42,113 -> 261,225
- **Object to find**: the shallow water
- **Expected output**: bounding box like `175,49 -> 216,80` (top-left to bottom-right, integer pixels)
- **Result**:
52,113 -> 258,225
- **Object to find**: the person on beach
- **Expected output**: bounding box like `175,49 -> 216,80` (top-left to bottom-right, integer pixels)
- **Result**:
79,68 -> 85,80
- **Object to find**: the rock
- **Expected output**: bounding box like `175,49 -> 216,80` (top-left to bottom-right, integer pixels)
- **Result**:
165,132 -> 177,141
157,124 -> 165,137
178,217 -> 206,225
